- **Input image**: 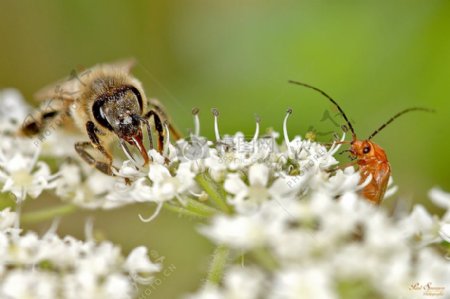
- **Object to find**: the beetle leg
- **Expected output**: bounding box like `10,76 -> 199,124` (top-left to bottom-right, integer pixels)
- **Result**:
326,161 -> 358,173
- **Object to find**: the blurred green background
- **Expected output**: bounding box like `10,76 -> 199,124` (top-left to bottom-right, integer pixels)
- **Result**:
1,0 -> 450,297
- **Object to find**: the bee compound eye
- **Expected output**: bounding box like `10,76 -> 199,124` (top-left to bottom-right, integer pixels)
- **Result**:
363,146 -> 371,154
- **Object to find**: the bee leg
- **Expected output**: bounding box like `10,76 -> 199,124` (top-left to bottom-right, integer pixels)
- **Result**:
143,110 -> 165,153
74,121 -> 115,176
75,142 -> 115,176
150,101 -> 182,140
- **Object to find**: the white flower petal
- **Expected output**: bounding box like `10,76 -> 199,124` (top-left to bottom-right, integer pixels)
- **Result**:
439,223 -> 450,242
224,174 -> 248,195
429,187 -> 450,210
248,163 -> 269,187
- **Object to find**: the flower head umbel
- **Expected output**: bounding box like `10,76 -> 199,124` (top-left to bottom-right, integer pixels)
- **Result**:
190,190 -> 450,299
1,89 -> 449,299
0,138 -> 58,201
183,109 -> 449,299
428,187 -> 450,243
0,89 -> 30,134
224,163 -> 296,214
0,210 -> 160,299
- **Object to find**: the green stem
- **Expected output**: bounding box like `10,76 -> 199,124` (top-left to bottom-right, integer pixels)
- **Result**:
22,204 -> 77,224
164,203 -> 205,218
207,245 -> 230,285
196,173 -> 231,214
185,197 -> 220,217
164,197 -> 220,218
251,247 -> 278,271
164,200 -> 212,218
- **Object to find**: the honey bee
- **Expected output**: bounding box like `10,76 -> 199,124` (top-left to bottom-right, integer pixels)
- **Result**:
21,59 -> 181,176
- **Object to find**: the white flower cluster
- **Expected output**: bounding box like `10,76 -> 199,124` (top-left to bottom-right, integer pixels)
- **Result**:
191,188 -> 450,299
0,90 -> 161,299
0,90 -> 349,216
1,89 -> 449,299
0,209 -> 160,299
185,113 -> 449,298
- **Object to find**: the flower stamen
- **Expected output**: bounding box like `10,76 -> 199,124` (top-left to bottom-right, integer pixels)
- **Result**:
283,108 -> 293,154
192,107 -> 200,137
252,115 -> 260,144
28,144 -> 41,172
139,201 -> 164,222
328,131 -> 346,157
84,217 -> 95,241
163,121 -> 170,158
212,108 -> 221,141
120,139 -> 139,166
356,173 -> 373,191
43,217 -> 61,239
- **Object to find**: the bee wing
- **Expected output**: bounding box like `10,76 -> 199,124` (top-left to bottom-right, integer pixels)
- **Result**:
105,58 -> 137,73
34,77 -> 81,102
34,58 -> 137,102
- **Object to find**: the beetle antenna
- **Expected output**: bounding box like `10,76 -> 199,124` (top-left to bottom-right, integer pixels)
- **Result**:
368,107 -> 434,140
288,80 -> 356,140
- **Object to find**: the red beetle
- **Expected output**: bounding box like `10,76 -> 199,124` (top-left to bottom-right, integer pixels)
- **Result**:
289,80 -> 433,204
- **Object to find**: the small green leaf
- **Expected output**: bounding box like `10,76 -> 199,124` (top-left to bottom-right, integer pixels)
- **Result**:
0,192 -> 16,211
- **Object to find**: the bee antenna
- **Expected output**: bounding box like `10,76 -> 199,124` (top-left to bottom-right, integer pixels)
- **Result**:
368,107 -> 435,140
288,80 -> 356,139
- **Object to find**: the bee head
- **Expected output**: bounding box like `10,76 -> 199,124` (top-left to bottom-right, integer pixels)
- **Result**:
94,87 -> 150,165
